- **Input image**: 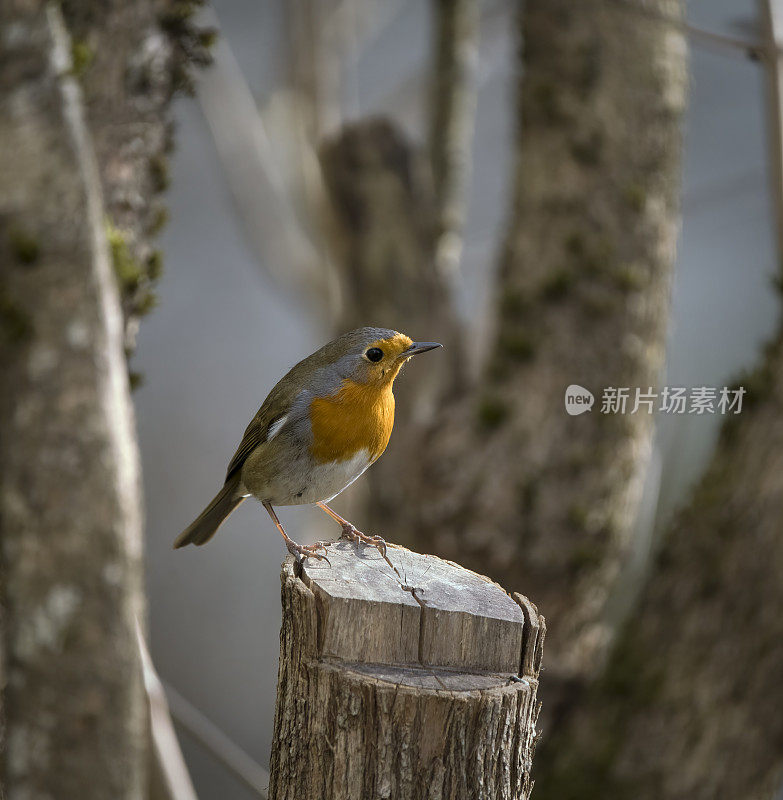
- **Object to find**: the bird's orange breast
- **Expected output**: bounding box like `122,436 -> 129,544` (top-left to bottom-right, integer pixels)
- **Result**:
308,379 -> 395,465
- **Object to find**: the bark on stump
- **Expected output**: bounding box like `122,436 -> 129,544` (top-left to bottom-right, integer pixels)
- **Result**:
269,542 -> 545,800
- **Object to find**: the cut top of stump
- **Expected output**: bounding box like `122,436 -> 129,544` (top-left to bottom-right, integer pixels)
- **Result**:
299,541 -> 540,676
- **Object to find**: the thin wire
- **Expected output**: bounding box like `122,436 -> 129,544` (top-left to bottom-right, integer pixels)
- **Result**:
162,680 -> 270,799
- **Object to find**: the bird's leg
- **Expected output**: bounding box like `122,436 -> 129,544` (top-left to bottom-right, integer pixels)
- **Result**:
263,501 -> 330,566
316,502 -> 388,559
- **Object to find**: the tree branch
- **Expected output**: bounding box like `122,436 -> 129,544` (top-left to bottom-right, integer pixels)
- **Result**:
429,0 -> 480,286
196,9 -> 339,324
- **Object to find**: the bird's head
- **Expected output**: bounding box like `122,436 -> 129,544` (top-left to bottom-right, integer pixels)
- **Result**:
325,327 -> 442,388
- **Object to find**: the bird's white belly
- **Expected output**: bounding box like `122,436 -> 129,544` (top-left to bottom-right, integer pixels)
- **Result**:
270,449 -> 373,506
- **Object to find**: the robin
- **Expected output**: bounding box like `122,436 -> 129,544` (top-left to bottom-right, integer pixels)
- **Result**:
173,327 -> 441,563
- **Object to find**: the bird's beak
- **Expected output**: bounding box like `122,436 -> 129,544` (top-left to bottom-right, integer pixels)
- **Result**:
401,341 -> 442,358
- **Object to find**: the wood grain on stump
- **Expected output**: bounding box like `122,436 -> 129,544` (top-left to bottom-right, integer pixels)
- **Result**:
269,542 -> 545,800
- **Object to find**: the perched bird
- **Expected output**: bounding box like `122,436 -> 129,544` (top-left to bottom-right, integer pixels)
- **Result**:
174,327 -> 441,562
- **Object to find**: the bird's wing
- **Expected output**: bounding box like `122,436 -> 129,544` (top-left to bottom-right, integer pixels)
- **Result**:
225,380 -> 301,482
224,358 -> 342,483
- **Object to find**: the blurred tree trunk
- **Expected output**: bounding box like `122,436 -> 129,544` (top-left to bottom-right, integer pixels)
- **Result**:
320,118 -> 459,391
533,332 -> 783,800
317,0 -> 479,526
317,2 -> 480,388
429,0 -> 480,289
0,0 -> 193,796
320,0 -> 686,706
62,0 -> 211,365
399,0 -> 686,694
0,4 -> 146,796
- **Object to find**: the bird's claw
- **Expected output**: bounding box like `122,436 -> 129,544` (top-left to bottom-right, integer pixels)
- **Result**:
366,535 -> 388,559
286,538 -> 331,566
340,524 -> 387,558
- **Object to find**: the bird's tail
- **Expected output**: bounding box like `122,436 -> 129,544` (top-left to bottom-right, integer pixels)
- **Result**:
174,475 -> 244,549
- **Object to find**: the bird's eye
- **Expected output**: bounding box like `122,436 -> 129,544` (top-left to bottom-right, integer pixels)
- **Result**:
365,347 -> 383,362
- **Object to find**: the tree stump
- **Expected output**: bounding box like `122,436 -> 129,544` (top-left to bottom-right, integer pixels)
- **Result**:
269,542 -> 545,800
